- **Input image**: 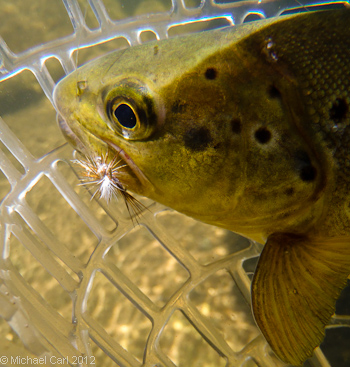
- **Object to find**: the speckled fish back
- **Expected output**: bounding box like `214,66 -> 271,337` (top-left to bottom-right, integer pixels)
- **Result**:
246,9 -> 350,171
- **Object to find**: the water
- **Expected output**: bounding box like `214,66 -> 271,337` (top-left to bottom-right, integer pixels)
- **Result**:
0,1 -> 349,366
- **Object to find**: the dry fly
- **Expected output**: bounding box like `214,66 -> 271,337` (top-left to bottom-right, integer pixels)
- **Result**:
72,153 -> 146,223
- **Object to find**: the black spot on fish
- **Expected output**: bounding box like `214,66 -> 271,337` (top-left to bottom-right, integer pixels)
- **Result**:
153,45 -> 159,56
231,118 -> 242,134
268,84 -> 281,99
295,150 -> 317,182
329,98 -> 348,123
255,127 -> 271,144
285,187 -> 295,196
205,67 -> 217,80
172,100 -> 187,114
184,127 -> 213,151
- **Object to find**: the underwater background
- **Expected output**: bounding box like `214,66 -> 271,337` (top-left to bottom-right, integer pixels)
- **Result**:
0,1 -> 349,366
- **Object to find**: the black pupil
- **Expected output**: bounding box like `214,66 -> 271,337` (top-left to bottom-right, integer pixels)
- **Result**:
114,103 -> 137,129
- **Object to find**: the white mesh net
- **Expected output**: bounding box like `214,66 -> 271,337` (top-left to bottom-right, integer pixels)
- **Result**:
0,1 -> 349,366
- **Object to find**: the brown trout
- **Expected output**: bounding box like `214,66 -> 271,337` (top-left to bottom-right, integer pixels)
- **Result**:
53,9 -> 350,365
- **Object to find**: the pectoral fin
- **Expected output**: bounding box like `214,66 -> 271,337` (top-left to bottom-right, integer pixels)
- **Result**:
251,233 -> 350,366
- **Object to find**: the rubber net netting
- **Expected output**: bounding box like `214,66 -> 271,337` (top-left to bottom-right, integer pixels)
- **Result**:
0,1 -> 349,367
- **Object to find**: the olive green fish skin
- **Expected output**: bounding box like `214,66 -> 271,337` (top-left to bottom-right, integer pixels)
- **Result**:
54,10 -> 350,243
54,9 -> 350,365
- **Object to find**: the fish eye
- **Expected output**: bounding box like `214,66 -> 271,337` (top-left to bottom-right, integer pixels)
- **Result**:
112,102 -> 138,129
104,78 -> 163,140
107,96 -> 144,139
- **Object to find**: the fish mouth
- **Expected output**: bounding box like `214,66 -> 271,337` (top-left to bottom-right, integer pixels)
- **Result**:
103,138 -> 151,189
57,114 -> 152,193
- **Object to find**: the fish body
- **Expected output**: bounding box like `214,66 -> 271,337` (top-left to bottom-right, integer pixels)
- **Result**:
54,9 -> 350,366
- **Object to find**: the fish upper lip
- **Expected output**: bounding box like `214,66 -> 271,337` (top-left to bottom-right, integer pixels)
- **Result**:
57,114 -> 87,154
57,114 -> 152,190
